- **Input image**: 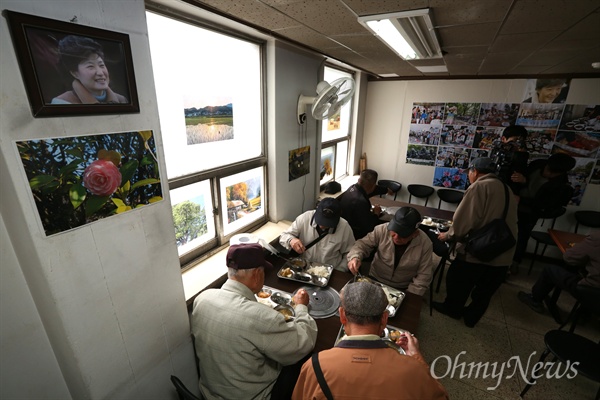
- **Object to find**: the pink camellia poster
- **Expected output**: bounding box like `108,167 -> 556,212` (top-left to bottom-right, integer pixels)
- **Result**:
16,130 -> 162,236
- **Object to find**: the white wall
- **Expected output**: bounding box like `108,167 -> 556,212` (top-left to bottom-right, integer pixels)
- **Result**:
362,78 -> 600,257
0,1 -> 196,398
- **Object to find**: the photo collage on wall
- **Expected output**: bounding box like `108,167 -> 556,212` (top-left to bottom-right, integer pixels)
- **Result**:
408,102 -> 600,205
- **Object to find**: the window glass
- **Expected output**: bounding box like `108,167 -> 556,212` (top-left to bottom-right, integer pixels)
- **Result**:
220,166 -> 265,236
146,12 -> 262,179
170,180 -> 215,257
321,67 -> 353,143
335,140 -> 348,180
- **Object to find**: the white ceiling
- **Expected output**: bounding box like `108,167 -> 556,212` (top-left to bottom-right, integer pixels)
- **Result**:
185,0 -> 600,79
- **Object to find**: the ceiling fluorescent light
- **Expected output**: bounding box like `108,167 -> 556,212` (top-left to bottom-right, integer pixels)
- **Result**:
358,8 -> 441,60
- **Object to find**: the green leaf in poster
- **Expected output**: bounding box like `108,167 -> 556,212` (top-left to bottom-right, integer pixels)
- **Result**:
85,195 -> 110,217
131,178 -> 160,191
59,159 -> 83,178
140,155 -> 154,167
120,159 -> 139,186
66,148 -> 83,159
29,175 -> 56,189
98,149 -> 121,167
69,183 -> 87,209
111,198 -> 126,208
139,130 -> 153,142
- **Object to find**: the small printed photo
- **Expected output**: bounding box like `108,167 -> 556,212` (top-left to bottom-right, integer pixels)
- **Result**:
185,100 -> 234,145
411,103 -> 446,125
477,103 -> 520,127
474,126 -> 505,150
433,167 -> 468,190
408,124 -> 441,145
567,157 -> 595,206
522,78 -> 571,104
469,149 -> 490,161
289,146 -> 311,181
559,104 -> 600,132
440,125 -> 476,147
444,103 -> 481,126
551,131 -> 600,159
516,103 -> 565,129
525,128 -> 557,155
406,144 -> 437,166
436,146 -> 471,169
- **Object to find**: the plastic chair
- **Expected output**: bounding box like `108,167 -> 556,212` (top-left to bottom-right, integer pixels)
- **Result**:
377,180 -> 402,201
574,210 -> 600,233
171,375 -> 202,400
422,227 -> 451,316
527,207 -> 566,275
436,188 -> 464,209
519,330 -> 600,399
558,285 -> 600,333
407,184 -> 435,207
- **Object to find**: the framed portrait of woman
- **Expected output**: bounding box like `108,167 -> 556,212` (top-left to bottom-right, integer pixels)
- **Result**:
4,10 -> 139,117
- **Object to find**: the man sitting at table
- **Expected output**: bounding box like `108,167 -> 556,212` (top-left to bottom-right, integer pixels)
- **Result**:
279,197 -> 355,271
339,169 -> 386,239
346,207 -> 434,296
518,230 -> 600,315
292,281 -> 448,400
191,243 -> 318,400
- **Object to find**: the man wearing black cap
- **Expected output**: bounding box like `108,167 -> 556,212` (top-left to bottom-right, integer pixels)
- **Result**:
292,282 -> 448,399
435,157 -> 518,327
346,207 -> 434,296
280,198 -> 355,271
191,244 -> 317,400
490,124 -> 529,194
509,152 -> 576,270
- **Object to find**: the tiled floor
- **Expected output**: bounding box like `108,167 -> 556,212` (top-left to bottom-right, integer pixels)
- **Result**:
419,257 -> 600,400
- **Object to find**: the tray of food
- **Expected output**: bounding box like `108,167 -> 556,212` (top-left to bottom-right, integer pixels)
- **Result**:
420,216 -> 452,232
255,286 -> 295,321
277,258 -> 334,287
346,276 -> 405,317
335,324 -> 408,354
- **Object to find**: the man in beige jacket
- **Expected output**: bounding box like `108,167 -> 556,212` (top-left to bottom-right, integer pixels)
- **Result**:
434,157 -> 518,327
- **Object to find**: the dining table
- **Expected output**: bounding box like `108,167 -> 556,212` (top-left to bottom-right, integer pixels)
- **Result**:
263,249 -> 423,353
370,197 -> 455,223
547,229 -> 586,253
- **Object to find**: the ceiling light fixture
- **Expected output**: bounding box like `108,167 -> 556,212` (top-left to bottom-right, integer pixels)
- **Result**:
358,8 -> 442,60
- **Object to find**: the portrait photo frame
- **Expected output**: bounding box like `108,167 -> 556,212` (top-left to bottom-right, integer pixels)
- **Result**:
4,10 -> 139,117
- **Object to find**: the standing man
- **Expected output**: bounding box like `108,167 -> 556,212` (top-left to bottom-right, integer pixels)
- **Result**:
279,198 -> 355,271
490,124 -> 529,195
347,207 -> 433,296
434,157 -> 518,327
339,169 -> 385,239
191,244 -> 317,400
292,281 -> 448,400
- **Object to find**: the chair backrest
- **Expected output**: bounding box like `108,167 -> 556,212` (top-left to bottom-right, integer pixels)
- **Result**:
574,210 -> 600,233
171,375 -> 202,400
539,207 -> 566,228
436,188 -> 464,209
407,184 -> 435,207
377,179 -> 402,200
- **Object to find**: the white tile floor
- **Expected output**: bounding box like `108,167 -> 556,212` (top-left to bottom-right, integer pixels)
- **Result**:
419,257 -> 600,400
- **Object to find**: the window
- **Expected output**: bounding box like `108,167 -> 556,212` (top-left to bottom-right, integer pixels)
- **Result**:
146,11 -> 267,268
320,66 -> 354,187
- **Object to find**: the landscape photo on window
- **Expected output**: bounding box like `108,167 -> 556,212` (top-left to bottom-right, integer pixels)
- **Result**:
17,130 -> 162,236
185,95 -> 233,145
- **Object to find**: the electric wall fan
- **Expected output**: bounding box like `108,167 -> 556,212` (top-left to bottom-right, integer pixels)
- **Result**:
297,77 -> 355,124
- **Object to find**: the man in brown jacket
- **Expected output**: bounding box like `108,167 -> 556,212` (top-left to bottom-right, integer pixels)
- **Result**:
434,157 -> 518,327
292,281 -> 448,400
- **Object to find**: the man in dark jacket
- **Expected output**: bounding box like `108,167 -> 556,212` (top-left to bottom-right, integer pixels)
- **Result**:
339,169 -> 384,239
490,125 -> 529,194
510,153 -> 575,270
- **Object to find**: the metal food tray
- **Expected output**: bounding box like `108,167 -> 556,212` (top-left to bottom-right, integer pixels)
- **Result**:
277,261 -> 333,287
347,277 -> 405,317
421,216 -> 453,227
335,324 -> 407,354
255,285 -> 293,308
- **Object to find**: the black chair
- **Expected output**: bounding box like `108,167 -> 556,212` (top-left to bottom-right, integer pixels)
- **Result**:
519,330 -> 600,399
422,227 -> 451,316
171,375 -> 202,400
436,188 -> 464,209
377,179 -> 402,201
407,184 -> 435,207
558,285 -> 600,333
527,207 -> 566,275
574,210 -> 600,233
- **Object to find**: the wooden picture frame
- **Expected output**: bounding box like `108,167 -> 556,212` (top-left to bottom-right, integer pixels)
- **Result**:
4,10 -> 139,117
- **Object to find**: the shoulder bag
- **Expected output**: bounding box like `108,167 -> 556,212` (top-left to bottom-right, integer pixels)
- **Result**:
465,181 -> 516,262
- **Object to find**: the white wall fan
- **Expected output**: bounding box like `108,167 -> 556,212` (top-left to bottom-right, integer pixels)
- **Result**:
297,77 -> 355,124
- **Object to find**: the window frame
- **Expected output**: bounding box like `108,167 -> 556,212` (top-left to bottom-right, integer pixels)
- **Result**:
146,7 -> 269,271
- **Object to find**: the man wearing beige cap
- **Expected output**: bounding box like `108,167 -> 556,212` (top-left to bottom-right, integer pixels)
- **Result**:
347,207 -> 434,296
292,281 -> 448,399
191,243 -> 317,400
